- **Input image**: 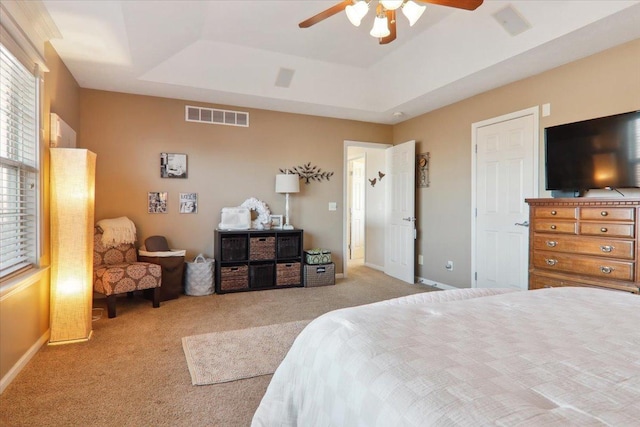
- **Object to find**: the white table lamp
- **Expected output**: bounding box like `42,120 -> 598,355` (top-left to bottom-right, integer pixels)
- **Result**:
275,172 -> 300,229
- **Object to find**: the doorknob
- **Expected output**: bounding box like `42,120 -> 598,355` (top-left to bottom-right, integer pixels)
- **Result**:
514,221 -> 529,227
402,217 -> 416,222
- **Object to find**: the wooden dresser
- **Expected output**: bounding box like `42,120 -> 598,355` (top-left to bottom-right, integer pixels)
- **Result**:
526,198 -> 640,294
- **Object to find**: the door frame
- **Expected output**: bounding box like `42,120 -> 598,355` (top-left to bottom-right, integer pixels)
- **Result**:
343,140 -> 391,279
348,155 -> 366,261
470,106 -> 540,288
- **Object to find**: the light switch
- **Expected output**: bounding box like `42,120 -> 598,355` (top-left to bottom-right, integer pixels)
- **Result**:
328,202 -> 337,211
542,103 -> 551,117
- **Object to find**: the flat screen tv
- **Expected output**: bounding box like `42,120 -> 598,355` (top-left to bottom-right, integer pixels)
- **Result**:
545,110 -> 640,193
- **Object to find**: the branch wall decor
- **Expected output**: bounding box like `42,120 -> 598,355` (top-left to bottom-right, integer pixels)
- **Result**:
280,163 -> 334,184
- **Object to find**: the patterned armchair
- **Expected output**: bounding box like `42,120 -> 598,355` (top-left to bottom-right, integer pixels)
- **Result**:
93,227 -> 162,318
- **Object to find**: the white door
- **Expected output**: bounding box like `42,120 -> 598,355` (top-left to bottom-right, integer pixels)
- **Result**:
351,158 -> 365,260
474,109 -> 538,289
384,140 -> 416,283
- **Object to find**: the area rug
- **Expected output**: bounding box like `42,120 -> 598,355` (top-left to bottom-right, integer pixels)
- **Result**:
182,319 -> 311,385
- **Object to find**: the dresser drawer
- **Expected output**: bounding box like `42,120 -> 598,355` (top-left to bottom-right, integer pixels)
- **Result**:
529,273 -> 635,292
580,207 -> 635,221
533,207 -> 577,219
529,274 -> 593,290
533,220 -> 576,234
579,223 -> 635,238
532,235 -> 634,260
533,251 -> 634,281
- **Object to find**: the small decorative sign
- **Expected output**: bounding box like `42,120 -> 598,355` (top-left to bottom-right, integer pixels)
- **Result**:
179,192 -> 198,214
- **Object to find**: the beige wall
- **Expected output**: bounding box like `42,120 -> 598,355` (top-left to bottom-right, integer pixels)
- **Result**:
1,43 -> 80,385
78,90 -> 393,273
394,38 -> 640,288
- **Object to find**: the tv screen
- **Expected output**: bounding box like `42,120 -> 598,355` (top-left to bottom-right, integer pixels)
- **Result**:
545,110 -> 640,192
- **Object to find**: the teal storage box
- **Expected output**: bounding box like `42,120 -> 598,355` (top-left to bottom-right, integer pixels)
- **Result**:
304,249 -> 332,265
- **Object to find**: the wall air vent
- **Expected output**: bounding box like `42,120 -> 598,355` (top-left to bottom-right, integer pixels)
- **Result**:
185,105 -> 249,127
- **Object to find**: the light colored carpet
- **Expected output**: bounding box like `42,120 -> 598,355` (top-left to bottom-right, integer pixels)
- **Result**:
182,319 -> 311,385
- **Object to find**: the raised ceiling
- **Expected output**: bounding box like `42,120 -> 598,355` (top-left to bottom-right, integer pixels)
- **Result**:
41,1 -> 640,124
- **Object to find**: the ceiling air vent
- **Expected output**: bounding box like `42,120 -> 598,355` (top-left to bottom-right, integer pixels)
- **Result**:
185,105 -> 249,127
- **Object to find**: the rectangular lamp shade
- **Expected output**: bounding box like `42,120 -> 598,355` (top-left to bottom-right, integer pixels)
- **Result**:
275,174 -> 300,193
49,148 -> 96,344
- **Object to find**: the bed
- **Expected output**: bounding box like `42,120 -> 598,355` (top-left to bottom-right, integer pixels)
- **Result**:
252,287 -> 640,426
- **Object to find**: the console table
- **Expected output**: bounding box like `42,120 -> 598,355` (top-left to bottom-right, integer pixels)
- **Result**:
214,229 -> 303,293
526,198 -> 640,294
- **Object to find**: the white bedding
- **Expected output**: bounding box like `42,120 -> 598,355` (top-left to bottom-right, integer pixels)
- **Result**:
252,287 -> 640,426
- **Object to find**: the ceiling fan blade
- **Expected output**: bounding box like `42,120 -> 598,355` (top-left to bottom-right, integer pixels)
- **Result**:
379,10 -> 396,45
418,0 -> 483,11
299,0 -> 352,28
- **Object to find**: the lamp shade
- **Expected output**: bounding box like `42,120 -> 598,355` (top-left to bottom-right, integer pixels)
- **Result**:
370,14 -> 390,38
275,174 -> 300,194
380,0 -> 403,10
402,0 -> 426,26
346,0 -> 369,26
50,148 -> 96,344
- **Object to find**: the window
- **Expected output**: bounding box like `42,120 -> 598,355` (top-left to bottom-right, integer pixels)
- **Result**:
0,43 -> 39,280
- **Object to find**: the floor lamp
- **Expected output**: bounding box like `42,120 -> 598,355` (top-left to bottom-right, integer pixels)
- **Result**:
50,148 -> 96,344
275,172 -> 300,230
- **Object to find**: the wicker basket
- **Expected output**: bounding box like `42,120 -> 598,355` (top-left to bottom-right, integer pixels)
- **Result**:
304,263 -> 335,287
221,236 -> 248,261
250,236 -> 275,260
276,262 -> 301,286
250,263 -> 275,288
220,265 -> 248,290
277,235 -> 300,259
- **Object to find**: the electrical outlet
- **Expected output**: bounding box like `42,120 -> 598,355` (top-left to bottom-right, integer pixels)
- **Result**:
418,255 -> 423,265
445,260 -> 453,271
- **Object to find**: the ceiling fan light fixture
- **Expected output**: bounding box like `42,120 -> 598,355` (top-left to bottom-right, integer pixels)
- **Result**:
346,0 -> 369,26
402,0 -> 426,26
370,13 -> 390,38
380,0 -> 404,10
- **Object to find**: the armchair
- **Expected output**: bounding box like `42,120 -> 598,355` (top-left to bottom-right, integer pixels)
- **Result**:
93,226 -> 162,318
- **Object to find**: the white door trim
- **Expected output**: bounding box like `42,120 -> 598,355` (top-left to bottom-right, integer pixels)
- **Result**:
343,140 -> 391,279
470,106 -> 540,288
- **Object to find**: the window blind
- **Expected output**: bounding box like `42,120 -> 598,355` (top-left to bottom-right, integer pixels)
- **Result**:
0,43 -> 39,279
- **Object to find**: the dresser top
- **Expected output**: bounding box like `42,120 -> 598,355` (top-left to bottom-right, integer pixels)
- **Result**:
526,198 -> 640,207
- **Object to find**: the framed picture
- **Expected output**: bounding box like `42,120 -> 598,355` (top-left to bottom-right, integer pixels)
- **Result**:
270,214 -> 283,229
148,191 -> 168,213
179,192 -> 198,214
160,152 -> 187,178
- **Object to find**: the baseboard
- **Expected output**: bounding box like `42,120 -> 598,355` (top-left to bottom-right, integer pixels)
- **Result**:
364,262 -> 383,271
0,329 -> 50,394
415,276 -> 459,290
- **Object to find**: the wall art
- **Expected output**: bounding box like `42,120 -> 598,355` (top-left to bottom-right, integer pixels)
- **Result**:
280,163 -> 334,184
148,191 -> 168,213
417,152 -> 430,188
179,192 -> 198,214
160,152 -> 187,178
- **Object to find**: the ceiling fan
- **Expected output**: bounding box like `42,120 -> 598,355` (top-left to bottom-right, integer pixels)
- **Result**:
299,0 -> 484,45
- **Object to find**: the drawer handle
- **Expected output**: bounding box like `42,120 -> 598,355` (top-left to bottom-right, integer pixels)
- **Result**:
550,225 -> 557,230
551,210 -> 557,216
600,211 -> 608,217
600,266 -> 614,274
545,258 -> 557,266
546,241 -> 558,247
600,227 -> 608,233
230,267 -> 239,271
258,238 -> 267,242
600,245 -> 614,253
